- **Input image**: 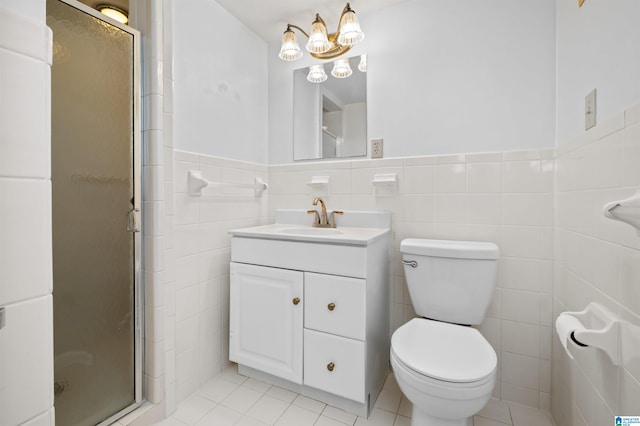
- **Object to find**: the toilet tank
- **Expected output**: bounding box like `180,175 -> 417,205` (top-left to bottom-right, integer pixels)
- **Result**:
400,239 -> 499,325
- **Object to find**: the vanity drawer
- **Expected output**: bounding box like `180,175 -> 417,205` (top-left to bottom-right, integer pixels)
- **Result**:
304,272 -> 365,340
303,329 -> 365,403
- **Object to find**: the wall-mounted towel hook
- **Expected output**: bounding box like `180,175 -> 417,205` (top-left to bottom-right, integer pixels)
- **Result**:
603,189 -> 640,236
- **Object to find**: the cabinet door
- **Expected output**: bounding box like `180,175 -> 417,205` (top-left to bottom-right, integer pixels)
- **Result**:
229,263 -> 304,384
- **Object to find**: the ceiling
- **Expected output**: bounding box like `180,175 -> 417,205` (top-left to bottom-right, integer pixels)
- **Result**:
214,0 -> 408,43
76,0 -> 406,43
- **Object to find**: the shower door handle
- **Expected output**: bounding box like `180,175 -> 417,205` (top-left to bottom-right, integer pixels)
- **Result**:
127,208 -> 141,233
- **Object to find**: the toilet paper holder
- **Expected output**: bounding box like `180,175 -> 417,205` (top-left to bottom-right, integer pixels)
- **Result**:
556,302 -> 621,366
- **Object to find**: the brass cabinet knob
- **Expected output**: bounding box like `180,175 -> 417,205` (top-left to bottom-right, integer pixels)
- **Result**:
327,303 -> 336,311
327,362 -> 335,372
292,297 -> 300,305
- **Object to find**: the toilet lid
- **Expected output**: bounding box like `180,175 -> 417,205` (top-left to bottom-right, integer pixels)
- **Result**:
391,318 -> 497,383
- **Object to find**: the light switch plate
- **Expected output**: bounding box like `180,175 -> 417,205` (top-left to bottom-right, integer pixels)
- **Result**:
371,139 -> 383,159
585,89 -> 597,130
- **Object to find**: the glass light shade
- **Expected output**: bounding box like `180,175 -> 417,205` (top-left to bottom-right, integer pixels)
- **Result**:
331,58 -> 352,78
306,18 -> 331,53
358,54 -> 367,72
98,5 -> 128,24
307,64 -> 328,83
279,28 -> 303,61
337,9 -> 364,46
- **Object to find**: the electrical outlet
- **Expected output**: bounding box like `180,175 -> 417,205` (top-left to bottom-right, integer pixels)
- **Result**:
585,89 -> 597,130
371,139 -> 383,159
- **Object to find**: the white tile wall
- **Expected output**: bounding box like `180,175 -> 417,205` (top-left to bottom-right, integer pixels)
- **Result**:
0,179 -> 51,306
131,0 -> 173,412
0,3 -> 54,425
267,149 -> 555,409
0,295 -> 53,425
0,48 -> 51,179
552,103 -> 640,425
21,409 -> 55,426
170,150 -> 269,404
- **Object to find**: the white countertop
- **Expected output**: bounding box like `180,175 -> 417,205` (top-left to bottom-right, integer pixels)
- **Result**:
229,223 -> 391,246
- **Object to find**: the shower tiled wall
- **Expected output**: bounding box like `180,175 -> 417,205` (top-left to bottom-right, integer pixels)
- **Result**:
552,104 -> 640,425
268,150 -> 555,410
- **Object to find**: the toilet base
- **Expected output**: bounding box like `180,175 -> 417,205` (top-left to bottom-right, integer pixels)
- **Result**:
412,406 -> 472,426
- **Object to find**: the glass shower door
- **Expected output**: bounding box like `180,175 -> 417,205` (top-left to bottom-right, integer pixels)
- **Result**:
47,0 -> 142,424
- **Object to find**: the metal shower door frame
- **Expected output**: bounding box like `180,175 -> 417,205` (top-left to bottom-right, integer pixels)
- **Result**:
52,0 -> 144,423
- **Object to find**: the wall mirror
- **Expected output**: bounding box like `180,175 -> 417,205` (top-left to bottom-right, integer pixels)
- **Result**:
293,56 -> 367,161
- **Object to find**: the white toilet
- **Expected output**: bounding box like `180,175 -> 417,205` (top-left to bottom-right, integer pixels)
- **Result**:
390,238 -> 499,426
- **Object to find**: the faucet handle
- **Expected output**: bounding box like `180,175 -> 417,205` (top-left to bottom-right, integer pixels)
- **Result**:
307,209 -> 320,225
328,210 -> 344,227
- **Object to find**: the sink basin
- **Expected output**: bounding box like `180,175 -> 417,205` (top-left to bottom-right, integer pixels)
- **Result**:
277,227 -> 343,236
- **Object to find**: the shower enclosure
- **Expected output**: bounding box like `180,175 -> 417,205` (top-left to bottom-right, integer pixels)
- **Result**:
47,0 -> 142,424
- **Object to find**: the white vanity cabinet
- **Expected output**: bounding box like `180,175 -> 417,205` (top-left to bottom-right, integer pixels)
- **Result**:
229,209 -> 391,418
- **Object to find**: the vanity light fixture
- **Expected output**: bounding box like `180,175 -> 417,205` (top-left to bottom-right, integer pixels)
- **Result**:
280,3 -> 366,84
278,3 -> 364,62
96,4 -> 128,24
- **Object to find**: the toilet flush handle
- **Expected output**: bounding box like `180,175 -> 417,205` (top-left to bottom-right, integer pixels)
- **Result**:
402,260 -> 418,268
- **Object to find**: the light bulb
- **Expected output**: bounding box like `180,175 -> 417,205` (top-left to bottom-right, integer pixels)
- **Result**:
306,15 -> 331,54
279,27 -> 303,61
337,7 -> 364,46
307,64 -> 328,83
331,58 -> 352,78
97,5 -> 128,24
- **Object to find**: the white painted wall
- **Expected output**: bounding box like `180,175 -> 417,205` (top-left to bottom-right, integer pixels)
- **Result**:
556,0 -> 640,145
172,0 -> 269,163
269,0 -> 556,164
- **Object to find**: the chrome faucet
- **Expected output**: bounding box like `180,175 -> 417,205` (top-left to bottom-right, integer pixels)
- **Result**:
308,197 -> 343,228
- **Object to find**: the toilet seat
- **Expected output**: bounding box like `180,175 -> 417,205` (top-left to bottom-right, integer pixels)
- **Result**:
391,318 -> 497,384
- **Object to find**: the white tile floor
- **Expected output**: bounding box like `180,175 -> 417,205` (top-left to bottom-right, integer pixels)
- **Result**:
154,366 -> 554,426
